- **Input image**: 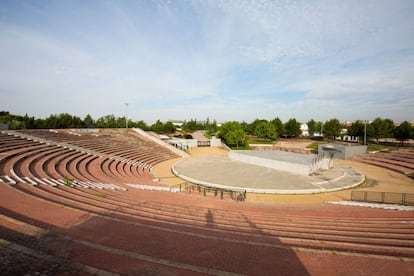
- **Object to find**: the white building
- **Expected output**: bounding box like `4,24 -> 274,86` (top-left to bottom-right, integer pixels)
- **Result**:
300,123 -> 309,137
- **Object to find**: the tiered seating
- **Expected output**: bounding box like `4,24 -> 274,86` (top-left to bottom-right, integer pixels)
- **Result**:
353,148 -> 414,176
1,129 -> 180,188
2,129 -> 414,274
270,139 -> 314,154
1,178 -> 414,275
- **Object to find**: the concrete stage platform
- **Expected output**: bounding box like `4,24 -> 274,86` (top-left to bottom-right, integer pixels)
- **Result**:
172,156 -> 365,194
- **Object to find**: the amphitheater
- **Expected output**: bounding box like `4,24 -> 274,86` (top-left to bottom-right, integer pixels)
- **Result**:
1,128 -> 414,275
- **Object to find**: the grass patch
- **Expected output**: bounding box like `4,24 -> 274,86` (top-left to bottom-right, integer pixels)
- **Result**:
94,192 -> 105,198
306,141 -> 327,150
249,140 -> 274,144
230,145 -> 251,150
63,176 -> 72,187
367,144 -> 388,152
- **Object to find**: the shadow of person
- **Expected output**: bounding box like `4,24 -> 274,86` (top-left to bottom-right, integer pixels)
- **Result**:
205,209 -> 214,228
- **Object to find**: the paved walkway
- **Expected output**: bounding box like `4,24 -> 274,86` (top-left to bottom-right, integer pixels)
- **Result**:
152,147 -> 414,203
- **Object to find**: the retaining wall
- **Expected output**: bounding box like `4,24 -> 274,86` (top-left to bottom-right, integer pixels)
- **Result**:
228,150 -> 312,176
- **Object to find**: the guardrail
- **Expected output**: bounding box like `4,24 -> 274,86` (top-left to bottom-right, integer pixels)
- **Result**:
172,182 -> 246,202
351,190 -> 414,206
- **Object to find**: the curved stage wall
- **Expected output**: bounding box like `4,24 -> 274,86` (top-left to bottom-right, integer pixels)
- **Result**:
228,150 -> 330,176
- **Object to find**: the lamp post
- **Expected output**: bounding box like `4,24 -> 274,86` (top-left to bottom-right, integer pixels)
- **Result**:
125,103 -> 128,129
363,120 -> 368,145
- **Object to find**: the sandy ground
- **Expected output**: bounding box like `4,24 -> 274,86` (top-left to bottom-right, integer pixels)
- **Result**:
152,147 -> 414,203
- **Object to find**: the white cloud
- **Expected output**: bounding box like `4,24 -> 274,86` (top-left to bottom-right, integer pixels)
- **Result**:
0,0 -> 413,123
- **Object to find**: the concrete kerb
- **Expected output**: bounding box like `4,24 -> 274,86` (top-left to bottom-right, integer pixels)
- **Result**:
171,160 -> 366,195
311,167 -> 346,185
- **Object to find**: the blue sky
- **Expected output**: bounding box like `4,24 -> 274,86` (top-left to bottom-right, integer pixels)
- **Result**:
1,0 -> 413,124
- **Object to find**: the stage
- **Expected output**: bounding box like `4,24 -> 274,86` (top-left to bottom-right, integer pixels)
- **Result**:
172,154 -> 365,194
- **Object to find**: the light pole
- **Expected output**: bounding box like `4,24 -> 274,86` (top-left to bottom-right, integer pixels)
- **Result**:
125,102 -> 128,129
363,120 -> 368,145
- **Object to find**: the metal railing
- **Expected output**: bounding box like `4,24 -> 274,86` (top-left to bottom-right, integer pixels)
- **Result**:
172,182 -> 246,202
351,190 -> 414,206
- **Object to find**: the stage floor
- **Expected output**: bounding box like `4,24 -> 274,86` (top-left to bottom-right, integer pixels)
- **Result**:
173,156 -> 365,194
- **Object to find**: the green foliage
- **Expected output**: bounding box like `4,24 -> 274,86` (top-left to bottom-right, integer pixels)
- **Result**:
271,117 -> 285,138
306,141 -> 327,150
249,140 -> 274,144
44,113 -> 83,129
323,118 -> 342,140
83,114 -> 95,128
0,111 -> 151,130
218,121 -> 248,148
368,117 -> 395,143
306,119 -> 323,136
205,118 -> 219,137
347,120 -> 365,139
162,121 -> 176,133
180,118 -> 218,136
306,119 -> 317,136
284,118 -> 301,137
94,192 -> 105,198
0,112 -> 36,129
64,176 -> 72,187
231,145 -> 250,150
247,119 -> 268,135
182,119 -> 204,132
134,120 -> 149,130
367,144 -> 388,152
150,120 -> 176,134
393,121 -> 412,144
96,114 -> 117,128
254,121 -> 277,141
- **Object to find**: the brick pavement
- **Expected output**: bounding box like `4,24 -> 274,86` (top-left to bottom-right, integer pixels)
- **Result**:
2,141 -> 414,275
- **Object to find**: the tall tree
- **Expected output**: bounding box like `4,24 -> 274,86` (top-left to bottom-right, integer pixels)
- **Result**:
347,120 -> 365,140
134,120 -> 149,130
255,121 -> 277,141
151,120 -> 164,133
162,121 -> 176,133
284,118 -> 301,138
323,118 -> 342,140
248,119 -> 268,135
218,121 -> 248,148
83,114 -> 95,128
96,114 -> 117,128
271,117 -> 285,138
182,119 -> 204,132
306,119 -> 317,136
206,119 -> 218,136
368,117 -> 395,143
394,121 -> 412,145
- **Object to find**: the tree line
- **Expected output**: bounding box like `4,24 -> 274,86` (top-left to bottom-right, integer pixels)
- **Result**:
1,111 -> 412,147
0,111 -> 219,134
218,117 -> 413,148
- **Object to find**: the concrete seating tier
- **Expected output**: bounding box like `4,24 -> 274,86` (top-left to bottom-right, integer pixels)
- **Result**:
0,129 -> 180,189
3,130 -> 414,274
1,180 -> 414,275
9,181 -> 414,253
353,148 -> 414,175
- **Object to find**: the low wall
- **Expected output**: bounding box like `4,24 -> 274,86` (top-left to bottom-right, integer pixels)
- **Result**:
132,128 -> 189,158
318,144 -> 367,159
228,150 -> 312,176
210,136 -> 222,147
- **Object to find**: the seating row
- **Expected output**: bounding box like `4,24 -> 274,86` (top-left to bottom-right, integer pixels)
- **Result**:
0,130 -> 180,188
2,173 -> 414,275
0,175 -> 126,190
353,148 -> 414,175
